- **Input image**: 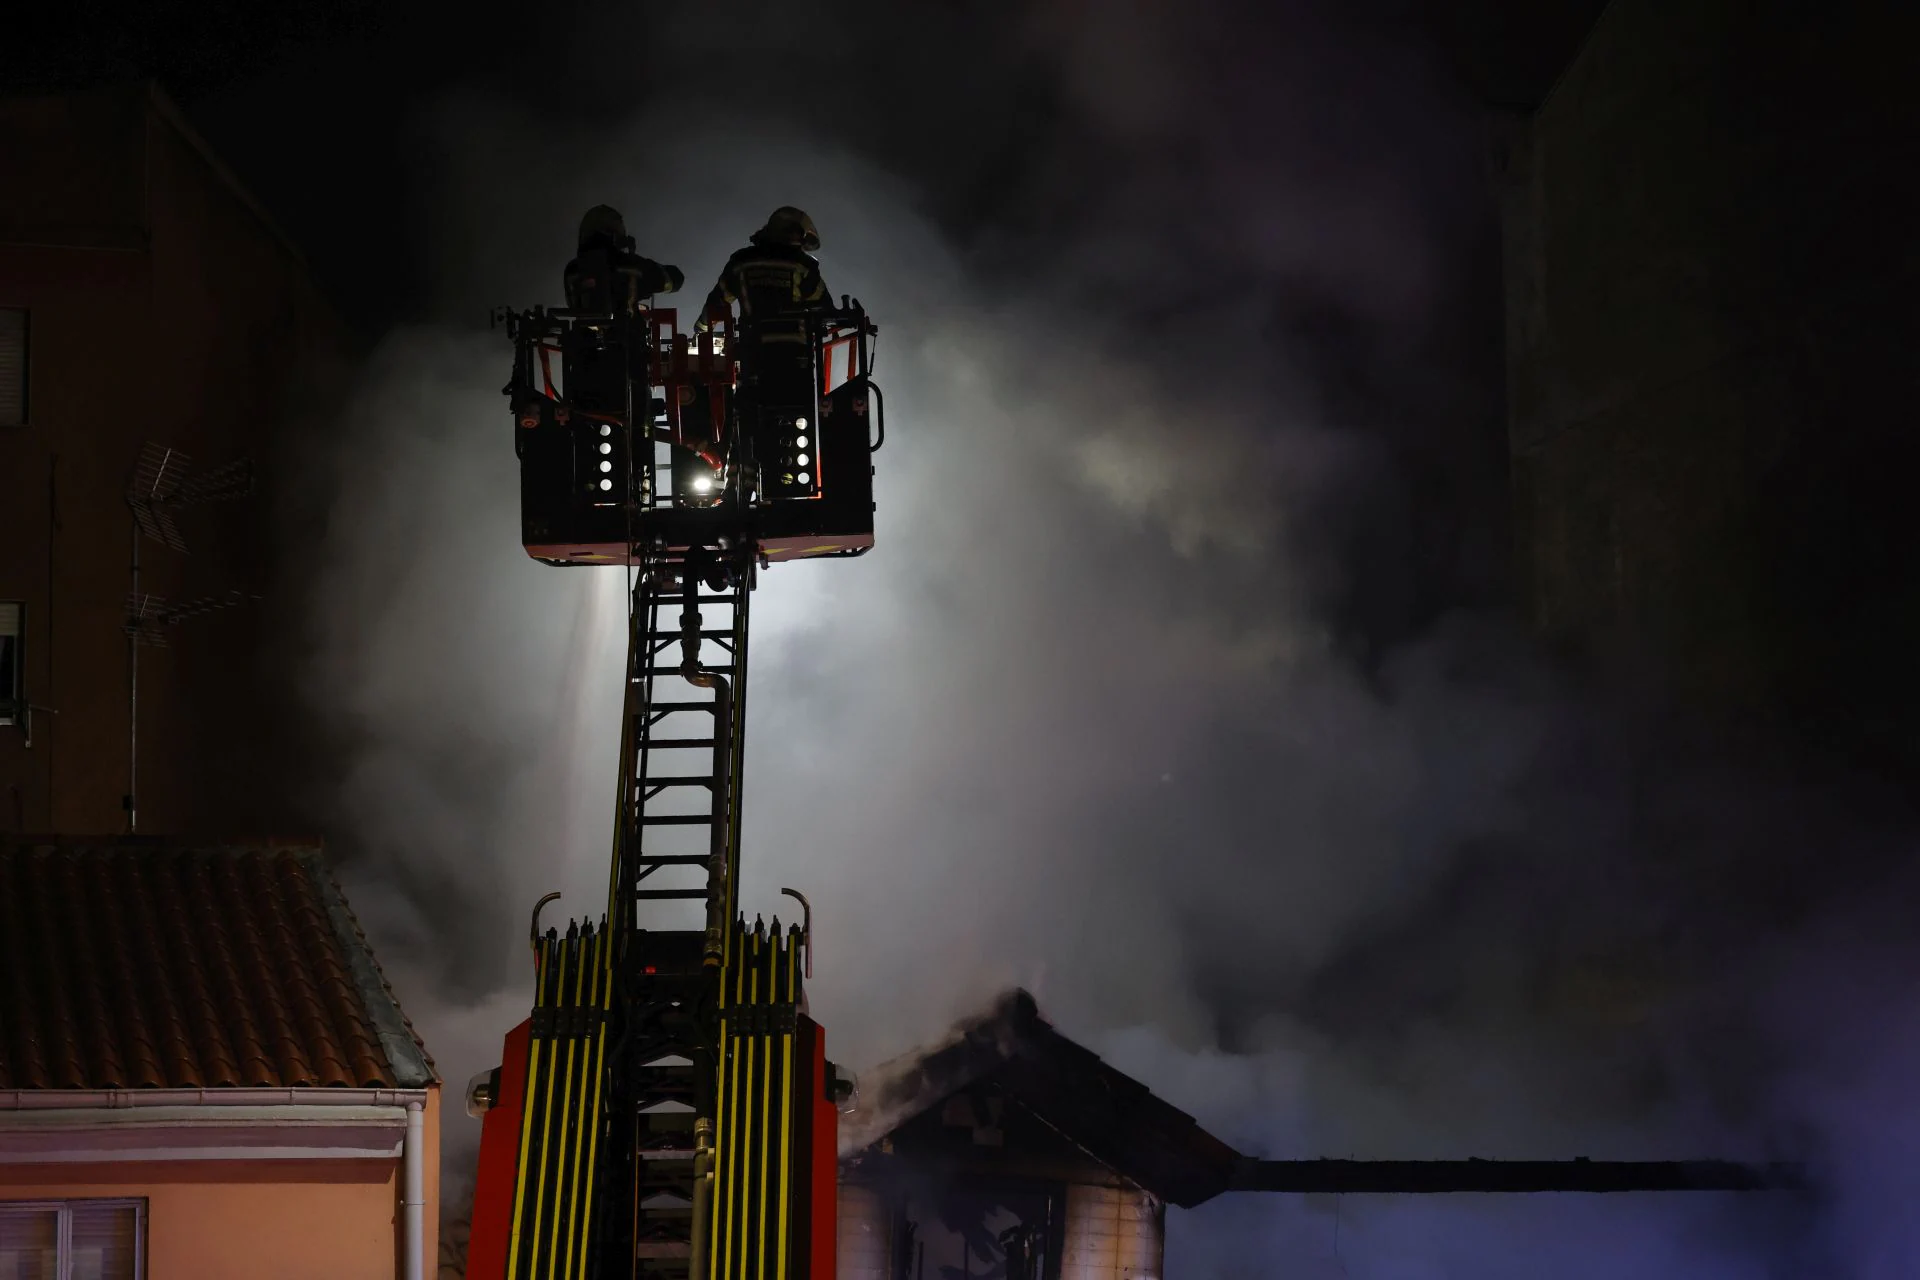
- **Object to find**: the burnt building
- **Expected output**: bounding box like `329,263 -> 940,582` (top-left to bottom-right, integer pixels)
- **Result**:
1496,2 -> 1920,765
836,992 -> 1238,1280
833,992 -> 1792,1280
0,80 -> 348,836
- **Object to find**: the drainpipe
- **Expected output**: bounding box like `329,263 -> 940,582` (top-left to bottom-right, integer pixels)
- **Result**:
404,1100 -> 426,1280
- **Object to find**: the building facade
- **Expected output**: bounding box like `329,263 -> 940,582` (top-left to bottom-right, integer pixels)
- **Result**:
0,81 -> 348,836
1497,1 -> 1920,764
0,838 -> 441,1279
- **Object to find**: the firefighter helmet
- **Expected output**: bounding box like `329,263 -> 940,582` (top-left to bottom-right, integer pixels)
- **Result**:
752,206 -> 820,252
578,204 -> 628,250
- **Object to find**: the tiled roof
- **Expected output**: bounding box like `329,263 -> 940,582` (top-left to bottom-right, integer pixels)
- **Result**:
843,990 -> 1242,1208
0,838 -> 435,1091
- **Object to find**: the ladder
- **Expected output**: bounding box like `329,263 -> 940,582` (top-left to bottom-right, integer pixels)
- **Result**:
612,561 -> 752,944
602,549 -> 756,1279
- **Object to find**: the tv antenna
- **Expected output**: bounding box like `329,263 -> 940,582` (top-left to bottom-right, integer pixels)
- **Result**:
122,441 -> 257,831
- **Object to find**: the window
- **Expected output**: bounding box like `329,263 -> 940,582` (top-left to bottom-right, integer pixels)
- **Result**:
0,308 -> 25,427
0,602 -> 19,726
0,1200 -> 143,1280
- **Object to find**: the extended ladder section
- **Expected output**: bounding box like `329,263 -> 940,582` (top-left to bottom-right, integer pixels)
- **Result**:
612,562 -> 751,945
613,557 -> 753,1280
485,546 -> 831,1280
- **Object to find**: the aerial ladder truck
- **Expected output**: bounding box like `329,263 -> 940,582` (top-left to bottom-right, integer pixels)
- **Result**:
464,268 -> 883,1280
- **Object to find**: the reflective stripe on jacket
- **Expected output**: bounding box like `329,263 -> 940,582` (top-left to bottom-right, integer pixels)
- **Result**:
701,243 -> 829,336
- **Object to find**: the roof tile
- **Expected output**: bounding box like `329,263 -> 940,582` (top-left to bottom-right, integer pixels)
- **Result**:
0,840 -> 436,1091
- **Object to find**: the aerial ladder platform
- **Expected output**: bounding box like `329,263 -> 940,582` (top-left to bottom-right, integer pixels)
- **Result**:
464,282 -> 881,1280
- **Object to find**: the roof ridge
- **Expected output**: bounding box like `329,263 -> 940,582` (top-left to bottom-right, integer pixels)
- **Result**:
842,988 -> 1239,1207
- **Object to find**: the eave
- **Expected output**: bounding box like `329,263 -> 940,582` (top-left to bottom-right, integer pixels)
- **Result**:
0,1088 -> 432,1163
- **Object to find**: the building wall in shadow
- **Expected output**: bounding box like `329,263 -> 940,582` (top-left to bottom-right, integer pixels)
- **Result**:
0,81 -> 351,835
1499,1 -> 1920,771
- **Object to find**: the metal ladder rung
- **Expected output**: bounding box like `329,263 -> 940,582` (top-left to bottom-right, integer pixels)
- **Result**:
649,631 -> 735,645
638,815 -> 714,826
641,738 -> 717,749
634,888 -> 710,900
640,776 -> 716,788
634,855 -> 710,867
646,702 -> 720,713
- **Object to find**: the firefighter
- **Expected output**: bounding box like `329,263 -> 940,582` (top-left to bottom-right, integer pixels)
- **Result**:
559,205 -> 682,438
563,205 -> 684,315
696,206 -> 831,341
697,208 -> 833,490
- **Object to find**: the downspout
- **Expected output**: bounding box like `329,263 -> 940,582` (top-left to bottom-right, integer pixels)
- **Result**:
404,1100 -> 426,1280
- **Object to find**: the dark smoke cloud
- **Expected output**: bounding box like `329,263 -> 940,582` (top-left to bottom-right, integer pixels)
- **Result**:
286,1 -> 1920,1273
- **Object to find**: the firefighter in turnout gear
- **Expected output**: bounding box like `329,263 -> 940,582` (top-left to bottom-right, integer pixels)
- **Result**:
563,204 -> 684,315
697,206 -> 830,341
558,206 -> 683,456
699,208 -> 832,494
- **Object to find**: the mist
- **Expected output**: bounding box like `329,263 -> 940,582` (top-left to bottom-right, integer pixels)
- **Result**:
282,2 -> 1920,1275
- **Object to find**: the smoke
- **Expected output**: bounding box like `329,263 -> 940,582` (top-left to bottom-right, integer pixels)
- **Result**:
277,0 -> 1920,1273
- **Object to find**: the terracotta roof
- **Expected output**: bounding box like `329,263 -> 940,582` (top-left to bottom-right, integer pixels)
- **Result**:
0,838 -> 435,1091
843,990 -> 1242,1208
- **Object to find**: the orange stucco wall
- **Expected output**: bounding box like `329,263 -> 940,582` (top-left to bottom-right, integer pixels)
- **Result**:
0,1087 -> 441,1279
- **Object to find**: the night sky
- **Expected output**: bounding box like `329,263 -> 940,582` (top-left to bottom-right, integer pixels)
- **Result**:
19,3 -> 1920,1275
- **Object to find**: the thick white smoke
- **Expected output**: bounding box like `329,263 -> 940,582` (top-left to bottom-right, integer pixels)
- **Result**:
285,2 -> 1920,1274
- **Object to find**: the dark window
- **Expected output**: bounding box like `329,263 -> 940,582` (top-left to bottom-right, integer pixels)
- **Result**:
0,1199 -> 144,1280
0,601 -> 20,725
0,308 -> 25,427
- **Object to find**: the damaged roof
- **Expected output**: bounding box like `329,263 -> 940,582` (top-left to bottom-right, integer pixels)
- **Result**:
843,989 -> 1240,1208
0,838 -> 435,1091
